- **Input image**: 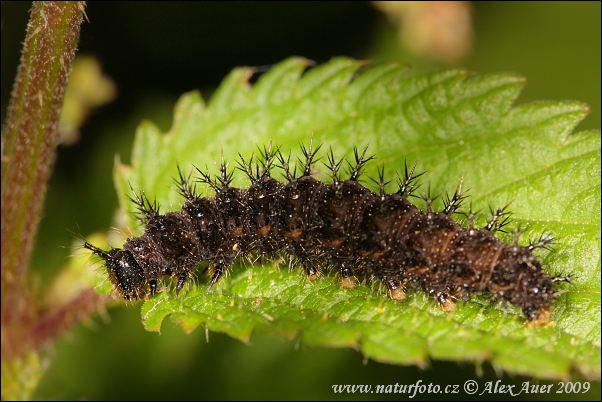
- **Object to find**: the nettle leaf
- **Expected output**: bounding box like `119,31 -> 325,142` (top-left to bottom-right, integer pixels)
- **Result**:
94,57 -> 600,380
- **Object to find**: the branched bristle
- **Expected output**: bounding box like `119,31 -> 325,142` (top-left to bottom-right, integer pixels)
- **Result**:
485,203 -> 513,233
194,164 -> 220,193
195,157 -> 233,193
512,224 -> 526,246
370,164 -> 391,201
299,139 -> 323,177
216,154 -> 234,189
237,143 -> 279,183
442,178 -> 470,216
464,202 -> 478,230
396,159 -> 424,197
324,147 -> 345,191
347,143 -> 374,181
419,183 -> 439,214
174,165 -> 197,202
257,141 -> 279,180
276,150 -> 297,183
128,184 -> 159,223
237,152 -> 257,183
528,232 -> 555,251
551,274 -> 572,284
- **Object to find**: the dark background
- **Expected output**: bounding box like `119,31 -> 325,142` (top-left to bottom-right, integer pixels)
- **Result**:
1,2 -> 600,400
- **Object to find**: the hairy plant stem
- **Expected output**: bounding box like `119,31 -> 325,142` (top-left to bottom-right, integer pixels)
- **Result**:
1,1 -> 86,360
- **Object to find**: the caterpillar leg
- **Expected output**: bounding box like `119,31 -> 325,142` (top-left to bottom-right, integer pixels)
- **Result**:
339,264 -> 357,289
207,263 -> 227,290
530,308 -> 551,327
149,279 -> 158,297
303,261 -> 321,280
429,289 -> 456,312
386,279 -> 407,301
175,275 -> 189,296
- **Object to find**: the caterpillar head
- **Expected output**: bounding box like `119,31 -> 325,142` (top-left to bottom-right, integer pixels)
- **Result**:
84,242 -> 146,301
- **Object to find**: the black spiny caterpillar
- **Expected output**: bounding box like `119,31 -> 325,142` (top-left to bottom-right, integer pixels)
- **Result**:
84,142 -> 569,325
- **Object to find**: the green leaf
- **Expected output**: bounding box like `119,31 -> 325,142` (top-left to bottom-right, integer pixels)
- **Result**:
93,57 -> 600,380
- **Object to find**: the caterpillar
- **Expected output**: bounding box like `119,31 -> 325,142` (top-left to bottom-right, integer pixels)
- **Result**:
84,142 -> 569,325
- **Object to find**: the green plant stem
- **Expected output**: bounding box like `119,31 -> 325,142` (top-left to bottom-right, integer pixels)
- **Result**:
1,1 -> 86,360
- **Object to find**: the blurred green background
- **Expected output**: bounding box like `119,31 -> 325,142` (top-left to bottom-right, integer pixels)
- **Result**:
1,2 -> 600,400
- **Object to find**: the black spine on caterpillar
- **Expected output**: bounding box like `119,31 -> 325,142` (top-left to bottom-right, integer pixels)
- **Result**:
84,142 -> 569,324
